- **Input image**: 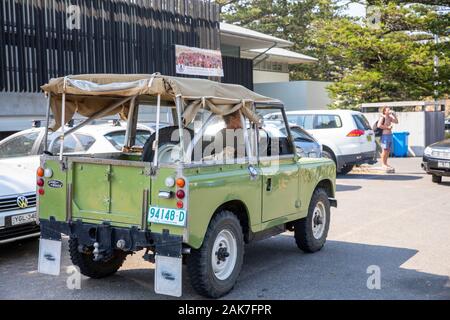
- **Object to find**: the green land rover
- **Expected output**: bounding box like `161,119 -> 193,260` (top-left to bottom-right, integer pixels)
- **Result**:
37,74 -> 337,298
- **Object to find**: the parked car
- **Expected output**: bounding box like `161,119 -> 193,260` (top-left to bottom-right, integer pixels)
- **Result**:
265,110 -> 377,174
445,118 -> 450,135
0,123 -> 152,244
264,121 -> 322,158
37,74 -> 336,298
422,139 -> 450,183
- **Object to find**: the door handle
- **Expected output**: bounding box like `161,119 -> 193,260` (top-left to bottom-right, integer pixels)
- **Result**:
266,178 -> 272,192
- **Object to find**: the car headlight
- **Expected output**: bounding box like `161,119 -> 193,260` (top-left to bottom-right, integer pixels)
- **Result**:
424,146 -> 433,156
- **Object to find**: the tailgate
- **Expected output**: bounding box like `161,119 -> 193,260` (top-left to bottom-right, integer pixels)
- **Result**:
70,160 -> 150,227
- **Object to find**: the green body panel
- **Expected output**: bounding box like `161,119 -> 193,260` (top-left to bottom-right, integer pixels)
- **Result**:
38,155 -> 335,250
259,158 -> 300,222
183,163 -> 262,248
38,160 -> 67,222
70,163 -> 149,227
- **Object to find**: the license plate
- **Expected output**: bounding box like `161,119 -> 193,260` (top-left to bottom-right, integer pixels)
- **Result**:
438,161 -> 450,169
11,212 -> 36,226
367,135 -> 372,142
148,206 -> 187,227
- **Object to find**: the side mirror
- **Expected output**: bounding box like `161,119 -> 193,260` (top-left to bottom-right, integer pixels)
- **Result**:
296,146 -> 305,158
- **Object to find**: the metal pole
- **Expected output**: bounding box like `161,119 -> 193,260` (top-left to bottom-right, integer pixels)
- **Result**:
153,94 -> 161,168
433,34 -> 439,112
43,93 -> 51,153
59,92 -> 66,161
175,95 -> 185,162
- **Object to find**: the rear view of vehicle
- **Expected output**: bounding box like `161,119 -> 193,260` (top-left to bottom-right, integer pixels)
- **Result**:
266,110 -> 377,174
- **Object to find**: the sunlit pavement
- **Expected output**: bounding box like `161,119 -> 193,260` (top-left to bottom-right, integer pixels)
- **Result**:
1,157 -> 449,300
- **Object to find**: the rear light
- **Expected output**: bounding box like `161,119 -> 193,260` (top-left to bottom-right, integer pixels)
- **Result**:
176,201 -> 183,209
38,188 -> 45,195
37,178 -> 44,187
44,168 -> 53,178
176,190 -> 185,199
176,178 -> 185,188
165,176 -> 175,187
347,129 -> 365,137
37,167 -> 44,177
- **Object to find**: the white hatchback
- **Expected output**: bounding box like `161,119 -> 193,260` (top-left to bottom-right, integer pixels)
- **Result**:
265,110 -> 377,174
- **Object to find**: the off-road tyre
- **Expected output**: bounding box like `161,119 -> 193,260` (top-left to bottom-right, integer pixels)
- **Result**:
187,210 -> 244,298
432,174 -> 442,184
294,188 -> 331,253
68,237 -> 127,279
339,164 -> 354,175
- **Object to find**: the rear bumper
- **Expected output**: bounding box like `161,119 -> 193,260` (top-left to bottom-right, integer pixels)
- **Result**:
40,217 -> 183,258
337,151 -> 377,169
422,156 -> 450,177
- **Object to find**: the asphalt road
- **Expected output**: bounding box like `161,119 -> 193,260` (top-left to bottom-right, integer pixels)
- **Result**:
1,158 -> 449,300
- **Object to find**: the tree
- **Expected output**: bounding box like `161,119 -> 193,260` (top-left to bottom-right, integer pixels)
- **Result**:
220,1 -> 449,109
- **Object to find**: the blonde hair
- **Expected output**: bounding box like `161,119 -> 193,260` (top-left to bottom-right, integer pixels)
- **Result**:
381,106 -> 389,115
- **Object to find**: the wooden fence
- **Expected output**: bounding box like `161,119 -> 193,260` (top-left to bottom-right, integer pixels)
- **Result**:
0,0 -> 221,92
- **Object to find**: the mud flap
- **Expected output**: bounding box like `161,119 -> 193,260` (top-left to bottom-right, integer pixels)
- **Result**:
155,255 -> 182,297
38,238 -> 62,276
154,229 -> 182,297
38,223 -> 62,276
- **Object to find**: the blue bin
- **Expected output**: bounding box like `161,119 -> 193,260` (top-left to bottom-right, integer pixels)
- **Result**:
392,132 -> 410,157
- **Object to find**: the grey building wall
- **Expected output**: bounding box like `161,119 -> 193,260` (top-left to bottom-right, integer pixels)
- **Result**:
254,81 -> 333,111
0,92 -> 47,133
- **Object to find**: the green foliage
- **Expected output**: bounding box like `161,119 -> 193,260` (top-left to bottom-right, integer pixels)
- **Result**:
220,1 -> 449,109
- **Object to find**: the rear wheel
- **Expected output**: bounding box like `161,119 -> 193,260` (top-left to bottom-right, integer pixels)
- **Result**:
187,210 -> 244,298
294,188 -> 331,253
432,174 -> 442,184
68,238 -> 127,279
339,164 -> 354,175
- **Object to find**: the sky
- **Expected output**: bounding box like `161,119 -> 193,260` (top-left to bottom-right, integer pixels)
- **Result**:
345,2 -> 366,17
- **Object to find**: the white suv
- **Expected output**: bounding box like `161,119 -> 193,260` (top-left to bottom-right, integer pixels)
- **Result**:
265,110 -> 377,174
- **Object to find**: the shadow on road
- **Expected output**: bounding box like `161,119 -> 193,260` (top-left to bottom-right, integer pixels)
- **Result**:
340,174 -> 423,181
1,234 -> 449,300
336,184 -> 362,192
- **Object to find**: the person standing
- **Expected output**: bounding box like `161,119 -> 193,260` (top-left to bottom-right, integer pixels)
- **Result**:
378,106 -> 399,172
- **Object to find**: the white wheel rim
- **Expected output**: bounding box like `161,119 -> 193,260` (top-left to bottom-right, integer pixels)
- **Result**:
211,229 -> 237,281
312,201 -> 326,240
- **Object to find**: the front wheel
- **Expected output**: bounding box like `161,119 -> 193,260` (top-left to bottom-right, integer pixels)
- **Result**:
187,211 -> 244,298
294,188 -> 331,253
432,174 -> 442,184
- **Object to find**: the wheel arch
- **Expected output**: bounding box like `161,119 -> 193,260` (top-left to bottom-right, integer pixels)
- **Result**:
315,178 -> 335,199
213,200 -> 251,243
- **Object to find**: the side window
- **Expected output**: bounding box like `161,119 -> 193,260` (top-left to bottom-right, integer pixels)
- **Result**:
74,133 -> 96,151
105,130 -> 151,151
50,134 -> 79,154
314,115 -> 342,129
303,115 -> 314,130
0,131 -> 40,158
257,107 -> 294,157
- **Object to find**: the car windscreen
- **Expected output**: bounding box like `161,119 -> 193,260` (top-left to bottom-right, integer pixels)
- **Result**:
49,133 -> 96,154
0,131 -> 40,158
105,130 -> 151,151
352,114 -> 371,131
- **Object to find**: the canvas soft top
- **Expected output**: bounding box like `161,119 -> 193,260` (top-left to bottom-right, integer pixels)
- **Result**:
41,73 -> 281,131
